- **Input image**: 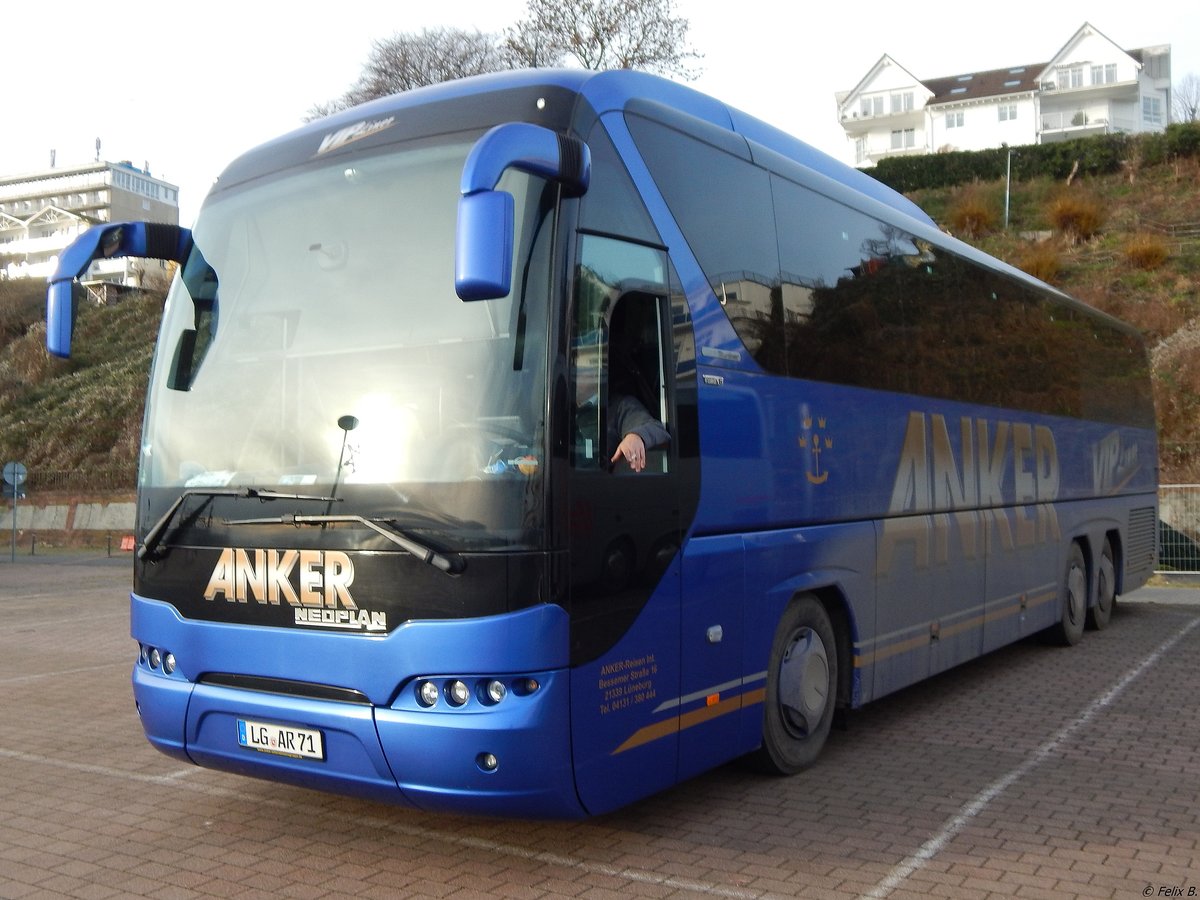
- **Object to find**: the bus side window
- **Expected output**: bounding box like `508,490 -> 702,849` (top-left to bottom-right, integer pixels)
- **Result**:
571,235 -> 671,473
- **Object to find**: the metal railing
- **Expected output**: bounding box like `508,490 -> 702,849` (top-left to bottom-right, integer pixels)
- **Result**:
1158,485 -> 1200,574
22,468 -> 136,495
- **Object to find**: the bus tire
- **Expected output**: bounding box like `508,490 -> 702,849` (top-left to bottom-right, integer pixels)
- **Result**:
1052,542 -> 1088,646
1088,538 -> 1115,631
753,594 -> 837,775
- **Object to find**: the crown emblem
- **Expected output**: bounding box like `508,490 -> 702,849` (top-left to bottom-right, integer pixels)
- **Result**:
798,415 -> 833,484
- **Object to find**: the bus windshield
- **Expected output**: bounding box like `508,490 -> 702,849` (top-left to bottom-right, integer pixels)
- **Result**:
140,137 -> 556,551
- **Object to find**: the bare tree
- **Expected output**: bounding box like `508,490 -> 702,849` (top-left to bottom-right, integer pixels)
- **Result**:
507,0 -> 701,79
307,28 -> 510,120
307,0 -> 702,120
1175,73 -> 1200,123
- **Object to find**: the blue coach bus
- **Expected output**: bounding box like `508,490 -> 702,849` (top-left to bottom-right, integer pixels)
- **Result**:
47,69 -> 1157,817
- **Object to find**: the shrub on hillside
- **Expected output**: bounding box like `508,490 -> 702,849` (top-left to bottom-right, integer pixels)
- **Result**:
947,188 -> 999,238
1047,192 -> 1105,242
1124,233 -> 1170,270
1016,241 -> 1062,283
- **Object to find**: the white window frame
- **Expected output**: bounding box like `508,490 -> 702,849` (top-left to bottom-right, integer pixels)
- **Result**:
998,104 -> 1018,122
1059,66 -> 1083,90
890,92 -> 914,113
946,111 -> 964,129
861,96 -> 884,117
1143,95 -> 1164,126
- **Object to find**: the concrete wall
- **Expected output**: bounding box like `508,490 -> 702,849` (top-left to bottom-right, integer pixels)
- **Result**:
0,499 -> 134,532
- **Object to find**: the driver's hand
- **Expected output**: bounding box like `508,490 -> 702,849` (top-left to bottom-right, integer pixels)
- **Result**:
612,433 -> 648,472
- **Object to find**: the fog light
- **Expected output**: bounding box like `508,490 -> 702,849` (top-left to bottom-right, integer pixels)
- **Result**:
523,678 -> 540,695
485,680 -> 507,704
478,752 -> 499,772
417,680 -> 439,708
163,652 -> 176,675
148,648 -> 161,670
446,680 -> 470,707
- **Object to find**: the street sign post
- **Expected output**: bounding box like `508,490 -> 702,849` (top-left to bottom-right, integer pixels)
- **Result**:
4,462 -> 26,562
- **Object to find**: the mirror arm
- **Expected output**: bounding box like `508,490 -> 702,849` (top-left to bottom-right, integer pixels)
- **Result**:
460,122 -> 590,198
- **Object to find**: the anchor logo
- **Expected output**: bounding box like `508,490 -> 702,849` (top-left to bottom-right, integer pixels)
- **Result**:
799,416 -> 833,485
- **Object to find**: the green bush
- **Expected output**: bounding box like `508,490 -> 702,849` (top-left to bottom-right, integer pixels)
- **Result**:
867,123 -> 1200,193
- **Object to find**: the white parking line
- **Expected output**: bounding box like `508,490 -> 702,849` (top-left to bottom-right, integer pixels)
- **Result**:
865,614 -> 1200,898
0,747 -> 200,786
0,662 -> 128,686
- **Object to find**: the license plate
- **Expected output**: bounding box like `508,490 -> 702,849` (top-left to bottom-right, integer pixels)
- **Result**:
237,718 -> 324,761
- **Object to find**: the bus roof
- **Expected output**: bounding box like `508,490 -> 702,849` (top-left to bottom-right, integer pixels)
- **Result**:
208,69 -> 936,230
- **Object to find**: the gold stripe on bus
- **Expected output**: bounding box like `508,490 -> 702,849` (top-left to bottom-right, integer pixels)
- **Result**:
854,588 -> 1059,668
611,688 -> 766,755
615,587 -> 1061,752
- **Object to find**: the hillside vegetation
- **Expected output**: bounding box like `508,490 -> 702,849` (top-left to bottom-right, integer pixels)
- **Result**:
0,280 -> 161,491
0,148 -> 1198,492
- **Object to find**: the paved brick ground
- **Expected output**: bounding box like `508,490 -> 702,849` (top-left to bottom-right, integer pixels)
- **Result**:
1,556 -> 1198,899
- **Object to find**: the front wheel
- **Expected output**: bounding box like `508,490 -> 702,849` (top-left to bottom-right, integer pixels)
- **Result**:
752,595 -> 838,775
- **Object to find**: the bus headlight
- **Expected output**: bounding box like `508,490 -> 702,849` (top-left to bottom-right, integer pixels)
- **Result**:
417,680 -> 439,708
485,679 -> 507,704
446,680 -> 470,707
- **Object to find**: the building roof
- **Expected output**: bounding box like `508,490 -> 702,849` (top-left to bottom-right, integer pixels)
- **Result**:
922,63 -> 1043,106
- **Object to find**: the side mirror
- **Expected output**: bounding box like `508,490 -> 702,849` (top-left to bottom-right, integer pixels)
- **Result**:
456,191 -> 514,301
455,123 -> 590,302
45,222 -> 192,358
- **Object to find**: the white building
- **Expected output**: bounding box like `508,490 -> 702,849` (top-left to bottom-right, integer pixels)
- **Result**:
0,159 -> 179,289
837,23 -> 1172,167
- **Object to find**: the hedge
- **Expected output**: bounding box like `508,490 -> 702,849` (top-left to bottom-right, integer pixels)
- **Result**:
867,122 -> 1200,192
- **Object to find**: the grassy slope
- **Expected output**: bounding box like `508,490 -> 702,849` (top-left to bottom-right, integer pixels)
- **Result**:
0,282 -> 161,483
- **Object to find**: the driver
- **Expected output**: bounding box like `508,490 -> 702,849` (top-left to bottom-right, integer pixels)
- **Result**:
574,342 -> 668,473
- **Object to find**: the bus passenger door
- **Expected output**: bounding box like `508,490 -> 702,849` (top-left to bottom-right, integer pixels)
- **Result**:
677,534 -> 745,781
567,235 -> 687,814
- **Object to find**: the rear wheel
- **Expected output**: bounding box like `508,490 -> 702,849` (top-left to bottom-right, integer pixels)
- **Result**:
1088,538 -> 1115,631
1051,542 -> 1088,646
753,595 -> 837,775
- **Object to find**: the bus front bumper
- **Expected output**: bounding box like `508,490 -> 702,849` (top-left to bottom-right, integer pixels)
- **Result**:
131,598 -> 583,818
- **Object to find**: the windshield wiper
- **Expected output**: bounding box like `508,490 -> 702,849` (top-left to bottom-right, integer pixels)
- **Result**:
138,487 -> 339,560
222,512 -> 465,576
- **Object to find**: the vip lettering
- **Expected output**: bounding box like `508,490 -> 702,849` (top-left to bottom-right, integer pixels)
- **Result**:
317,116 -> 395,155
204,548 -> 356,609
1093,430 -> 1139,494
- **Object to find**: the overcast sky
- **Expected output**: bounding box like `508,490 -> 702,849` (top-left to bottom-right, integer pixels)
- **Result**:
4,0 -> 1195,225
